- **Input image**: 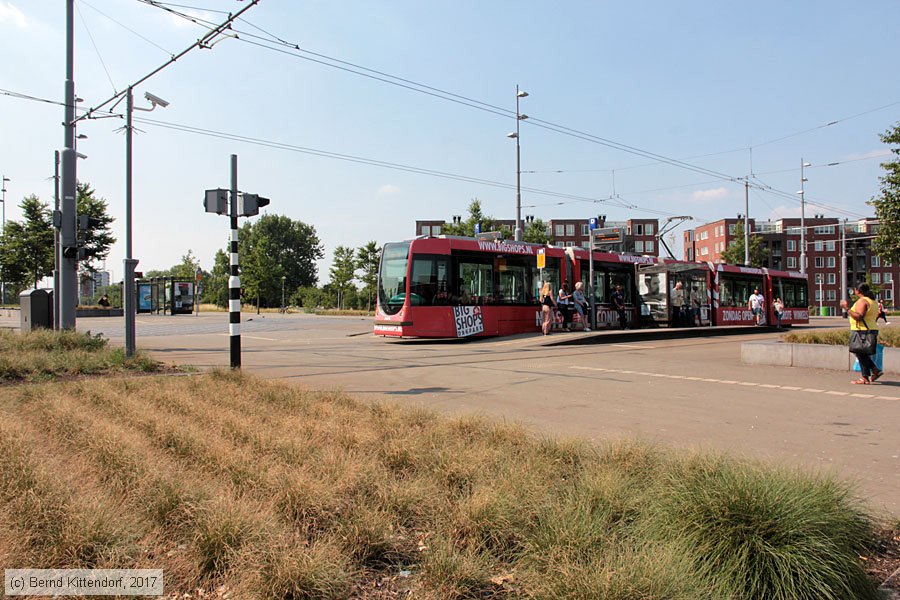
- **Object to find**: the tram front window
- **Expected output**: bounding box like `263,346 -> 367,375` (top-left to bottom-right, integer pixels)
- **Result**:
377,242 -> 410,315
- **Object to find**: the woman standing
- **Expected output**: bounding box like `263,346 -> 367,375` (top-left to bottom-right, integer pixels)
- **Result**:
840,283 -> 882,385
557,281 -> 573,332
572,281 -> 591,331
539,282 -> 557,335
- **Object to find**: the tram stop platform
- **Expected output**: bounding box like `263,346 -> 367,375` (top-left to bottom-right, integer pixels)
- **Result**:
540,324 -> 792,347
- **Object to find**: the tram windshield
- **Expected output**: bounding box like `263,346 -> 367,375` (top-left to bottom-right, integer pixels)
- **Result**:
377,242 -> 410,315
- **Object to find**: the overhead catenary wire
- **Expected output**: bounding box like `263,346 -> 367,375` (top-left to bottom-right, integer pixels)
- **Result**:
83,0 -> 174,57
141,0 -> 899,214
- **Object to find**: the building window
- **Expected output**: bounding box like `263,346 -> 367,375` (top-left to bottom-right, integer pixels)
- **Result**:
701,247 -> 709,256
885,289 -> 894,301
645,224 -> 654,235
787,227 -> 801,235
635,241 -> 645,253
885,273 -> 893,283
581,242 -> 590,249
827,273 -> 836,284
885,258 -> 893,267
566,224 -> 575,236
581,224 -> 589,236
814,289 -> 822,301
787,240 -> 796,251
826,290 -> 837,301
687,248 -> 694,261
827,257 -> 835,268
872,255 -> 880,267
555,224 -> 564,237
565,241 -> 574,247
700,231 -> 708,240
815,257 -> 824,268
825,241 -> 835,251
873,273 -> 881,284
787,257 -> 797,269
420,225 -> 430,236
646,240 -> 655,253
814,225 -> 836,235
814,241 -> 823,252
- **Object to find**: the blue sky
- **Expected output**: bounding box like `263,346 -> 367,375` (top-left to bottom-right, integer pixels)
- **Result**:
1,0 -> 898,281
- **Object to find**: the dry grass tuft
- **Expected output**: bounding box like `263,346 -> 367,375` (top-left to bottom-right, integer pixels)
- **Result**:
0,372 -> 884,598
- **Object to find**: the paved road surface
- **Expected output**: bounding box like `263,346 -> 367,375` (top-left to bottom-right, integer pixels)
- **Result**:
5,311 -> 898,515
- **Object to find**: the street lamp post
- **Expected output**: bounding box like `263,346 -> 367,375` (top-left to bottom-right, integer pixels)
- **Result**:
1,175 -> 8,305
124,87 -> 169,357
281,275 -> 286,313
507,86 -> 528,242
797,159 -> 811,275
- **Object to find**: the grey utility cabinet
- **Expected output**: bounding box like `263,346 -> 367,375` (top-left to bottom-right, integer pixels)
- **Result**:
20,289 -> 53,332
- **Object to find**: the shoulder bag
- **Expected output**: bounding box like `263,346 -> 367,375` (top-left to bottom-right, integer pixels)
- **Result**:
849,301 -> 878,355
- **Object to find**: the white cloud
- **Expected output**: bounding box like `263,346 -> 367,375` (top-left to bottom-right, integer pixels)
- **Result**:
0,2 -> 27,28
377,184 -> 400,196
840,149 -> 892,161
691,187 -> 728,202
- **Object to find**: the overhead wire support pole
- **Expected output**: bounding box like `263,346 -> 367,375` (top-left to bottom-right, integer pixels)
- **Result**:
744,178 -> 750,266
60,0 -> 78,329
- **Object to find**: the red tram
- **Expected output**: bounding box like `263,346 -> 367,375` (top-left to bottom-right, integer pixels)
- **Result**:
374,235 -> 808,338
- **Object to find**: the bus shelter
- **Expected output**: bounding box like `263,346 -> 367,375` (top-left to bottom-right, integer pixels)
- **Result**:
638,262 -> 711,327
136,278 -> 195,315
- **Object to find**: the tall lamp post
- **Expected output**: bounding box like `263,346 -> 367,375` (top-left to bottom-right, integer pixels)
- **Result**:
124,88 -> 169,358
281,275 -> 286,313
797,159 -> 811,275
1,175 -> 8,305
507,86 -> 528,242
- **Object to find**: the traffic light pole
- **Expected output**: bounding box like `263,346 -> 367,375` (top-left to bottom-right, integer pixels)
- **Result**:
229,154 -> 241,369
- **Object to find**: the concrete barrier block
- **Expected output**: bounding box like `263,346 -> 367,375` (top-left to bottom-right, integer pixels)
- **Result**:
881,347 -> 900,373
741,341 -> 791,366
792,343 -> 849,371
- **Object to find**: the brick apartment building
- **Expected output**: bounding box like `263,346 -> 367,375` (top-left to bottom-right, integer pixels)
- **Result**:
684,216 -> 894,315
415,216 -> 660,256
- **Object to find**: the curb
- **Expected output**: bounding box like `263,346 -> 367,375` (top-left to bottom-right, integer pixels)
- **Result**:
741,340 -> 900,372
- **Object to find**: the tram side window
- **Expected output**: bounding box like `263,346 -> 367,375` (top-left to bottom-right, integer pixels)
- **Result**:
458,260 -> 493,305
721,278 -> 762,307
497,262 -> 536,304
410,256 -> 451,306
778,280 -> 808,308
610,272 -> 634,304
538,259 -> 560,302
592,271 -> 608,304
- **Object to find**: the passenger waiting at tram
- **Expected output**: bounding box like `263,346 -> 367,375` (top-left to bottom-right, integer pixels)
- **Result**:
557,281 -> 573,332
671,281 -> 685,326
572,281 -> 591,332
539,282 -> 557,335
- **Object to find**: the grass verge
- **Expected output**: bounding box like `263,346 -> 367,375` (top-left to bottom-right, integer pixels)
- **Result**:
0,370 -> 889,599
0,329 -> 163,382
784,325 -> 900,347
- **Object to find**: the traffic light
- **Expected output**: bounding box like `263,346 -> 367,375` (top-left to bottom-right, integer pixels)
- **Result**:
204,188 -> 229,215
77,214 -> 102,230
238,193 -> 270,217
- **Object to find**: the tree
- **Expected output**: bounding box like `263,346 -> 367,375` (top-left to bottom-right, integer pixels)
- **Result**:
241,214 -> 324,292
76,183 -> 115,273
203,249 -> 230,307
719,234 -> 769,268
241,238 -> 283,313
329,246 -> 356,309
523,218 -> 553,244
440,199 -> 508,237
170,250 -> 200,280
0,195 -> 54,294
869,123 -> 900,263
356,241 -> 380,311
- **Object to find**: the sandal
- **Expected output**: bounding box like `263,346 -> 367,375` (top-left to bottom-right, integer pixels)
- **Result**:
871,369 -> 883,382
851,378 -> 870,385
